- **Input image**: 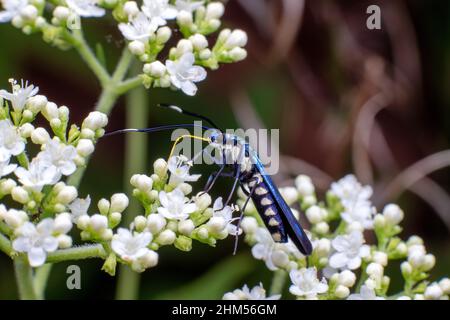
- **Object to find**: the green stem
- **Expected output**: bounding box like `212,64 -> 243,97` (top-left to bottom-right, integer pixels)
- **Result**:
115,64 -> 149,300
14,256 -> 37,300
46,244 -> 107,263
355,261 -> 368,291
0,232 -> 12,256
116,76 -> 143,95
112,48 -> 134,82
270,269 -> 287,296
70,29 -> 110,86
33,264 -> 53,299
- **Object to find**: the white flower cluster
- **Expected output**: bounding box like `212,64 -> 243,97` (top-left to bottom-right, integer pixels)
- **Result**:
224,174 -> 449,300
0,78 -> 108,266
118,0 -> 247,96
223,283 -> 280,300
0,1 -> 247,97
97,155 -> 245,273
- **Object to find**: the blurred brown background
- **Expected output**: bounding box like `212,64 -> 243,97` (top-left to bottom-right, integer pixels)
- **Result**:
0,0 -> 448,299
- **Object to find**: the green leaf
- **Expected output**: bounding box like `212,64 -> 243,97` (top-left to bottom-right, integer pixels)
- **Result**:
153,253 -> 257,299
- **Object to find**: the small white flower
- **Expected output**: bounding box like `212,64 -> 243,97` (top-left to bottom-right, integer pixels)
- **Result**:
168,155 -> 200,185
142,0 -> 177,27
119,12 -> 157,42
251,227 -> 293,270
341,202 -> 374,230
12,219 -> 59,267
0,0 -> 28,23
295,175 -> 315,196
38,139 -> 77,176
68,195 -> 91,222
424,283 -> 444,300
175,0 -> 204,13
223,283 -> 280,300
66,0 -> 105,18
111,228 -> 152,263
14,157 -> 61,192
157,187 -> 197,221
0,79 -> 38,111
331,174 -> 372,207
209,197 -> 240,235
166,52 -> 207,96
0,119 -> 25,161
289,268 -> 328,299
329,231 -> 370,270
347,285 -> 385,300
0,157 -> 17,177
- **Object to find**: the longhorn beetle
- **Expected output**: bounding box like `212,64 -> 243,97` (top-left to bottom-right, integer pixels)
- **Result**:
105,104 -> 312,255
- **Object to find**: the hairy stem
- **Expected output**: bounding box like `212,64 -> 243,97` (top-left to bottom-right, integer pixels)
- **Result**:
46,244 -> 107,263
14,256 -> 37,300
115,64 -> 149,300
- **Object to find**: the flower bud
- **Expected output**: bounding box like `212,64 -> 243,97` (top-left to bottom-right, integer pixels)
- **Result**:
338,270 -> 356,287
315,238 -> 331,256
143,61 -> 166,77
42,102 -> 59,120
241,216 -> 258,234
54,212 -> 73,233
407,235 -> 423,246
123,1 -> 139,17
90,214 -> 108,231
21,5 -> 38,21
80,128 -> 95,139
225,30 -> 247,49
315,222 -> 329,234
3,209 -> 28,228
366,263 -> 383,278
82,111 -> 108,130
383,204 -> 404,225
372,251 -> 388,266
76,139 -> 95,157
57,234 -> 72,248
56,186 -> 78,204
229,47 -> 247,61
110,193 -> 129,213
156,229 -> 176,245
295,175 -> 315,196
439,278 -> 450,294
134,215 -> 147,232
335,285 -> 350,299
31,127 -> 50,144
195,192 -> 211,211
53,6 -> 70,21
0,179 -> 16,194
177,10 -> 193,26
140,250 -> 159,268
190,34 -> 208,50
98,199 -> 110,215
11,186 -> 29,204
305,205 -> 324,224
373,214 -> 386,229
176,39 -> 193,54
147,214 -> 166,234
401,261 -> 413,277
424,283 -> 443,300
272,250 -> 289,268
279,187 -> 299,206
19,123 -> 34,138
178,183 -> 193,195
197,225 -> 209,239
423,254 -> 436,271
76,215 -> 90,229
129,40 -> 145,56
178,219 -> 195,235
156,26 -> 171,43
207,216 -> 226,233
206,2 -> 224,20
27,95 -> 47,113
153,158 -> 168,178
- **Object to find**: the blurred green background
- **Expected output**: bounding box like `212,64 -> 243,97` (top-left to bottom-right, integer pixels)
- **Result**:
0,0 -> 449,299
